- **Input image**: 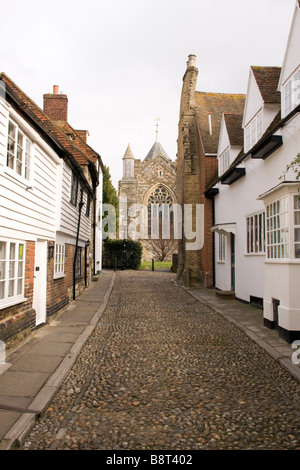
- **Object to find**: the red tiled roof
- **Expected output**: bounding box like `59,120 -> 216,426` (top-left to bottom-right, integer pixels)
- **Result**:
195,92 -> 246,154
224,113 -> 244,147
251,66 -> 281,104
0,73 -> 100,182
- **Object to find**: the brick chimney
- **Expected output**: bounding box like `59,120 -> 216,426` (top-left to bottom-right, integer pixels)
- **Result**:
43,85 -> 68,122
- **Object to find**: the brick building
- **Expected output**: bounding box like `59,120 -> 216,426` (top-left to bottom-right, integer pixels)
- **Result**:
0,74 -> 103,349
176,55 -> 245,287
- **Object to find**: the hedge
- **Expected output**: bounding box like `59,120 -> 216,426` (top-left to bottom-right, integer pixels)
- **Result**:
102,239 -> 142,270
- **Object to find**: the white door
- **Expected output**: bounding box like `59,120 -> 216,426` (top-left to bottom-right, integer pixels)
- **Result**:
33,240 -> 47,326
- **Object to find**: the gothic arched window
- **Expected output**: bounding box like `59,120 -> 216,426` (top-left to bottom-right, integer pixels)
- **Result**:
147,185 -> 174,238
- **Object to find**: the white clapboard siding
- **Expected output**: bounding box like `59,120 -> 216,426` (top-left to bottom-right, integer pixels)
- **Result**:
59,161 -> 91,243
0,105 -> 60,241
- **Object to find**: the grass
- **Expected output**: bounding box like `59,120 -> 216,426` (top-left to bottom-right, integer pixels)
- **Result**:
139,260 -> 172,270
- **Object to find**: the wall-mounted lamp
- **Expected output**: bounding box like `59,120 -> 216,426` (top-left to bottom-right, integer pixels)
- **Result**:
48,242 -> 55,260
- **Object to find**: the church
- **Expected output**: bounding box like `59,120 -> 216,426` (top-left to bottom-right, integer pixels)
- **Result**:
118,137 -> 177,261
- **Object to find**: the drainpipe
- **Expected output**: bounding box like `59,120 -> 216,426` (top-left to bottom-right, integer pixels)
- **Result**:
73,187 -> 84,300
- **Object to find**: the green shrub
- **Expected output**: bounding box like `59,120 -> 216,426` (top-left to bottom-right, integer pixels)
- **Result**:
103,239 -> 142,270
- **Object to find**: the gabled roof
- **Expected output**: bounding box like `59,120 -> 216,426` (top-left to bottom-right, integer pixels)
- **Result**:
251,66 -> 281,104
144,141 -> 170,161
195,92 -> 246,154
224,114 -> 244,147
0,72 -> 101,188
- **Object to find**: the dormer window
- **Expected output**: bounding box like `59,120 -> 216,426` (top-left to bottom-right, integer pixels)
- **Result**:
219,147 -> 230,175
244,111 -> 262,153
284,68 -> 300,117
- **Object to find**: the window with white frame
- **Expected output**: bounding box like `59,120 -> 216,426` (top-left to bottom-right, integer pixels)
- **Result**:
54,244 -> 65,276
7,119 -> 32,180
266,196 -> 289,259
284,68 -> 300,117
294,195 -> 300,259
0,240 -> 25,307
247,212 -> 265,254
218,233 -> 226,262
244,111 -> 263,152
219,148 -> 230,175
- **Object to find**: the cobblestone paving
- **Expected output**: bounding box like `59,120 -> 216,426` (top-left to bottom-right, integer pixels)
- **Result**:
24,271 -> 300,450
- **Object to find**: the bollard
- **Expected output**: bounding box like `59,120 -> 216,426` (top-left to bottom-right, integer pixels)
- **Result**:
152,259 -> 154,271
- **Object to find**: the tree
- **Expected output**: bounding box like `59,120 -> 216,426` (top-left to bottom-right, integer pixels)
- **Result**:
103,165 -> 118,207
283,153 -> 300,181
102,165 -> 118,239
144,238 -> 177,262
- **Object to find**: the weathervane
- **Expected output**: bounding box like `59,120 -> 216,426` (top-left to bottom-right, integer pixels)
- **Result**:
154,117 -> 161,142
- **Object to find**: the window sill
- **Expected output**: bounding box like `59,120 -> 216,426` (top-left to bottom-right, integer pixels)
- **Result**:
244,252 -> 265,256
53,273 -> 65,280
264,259 -> 300,264
0,297 -> 27,310
4,167 -> 33,188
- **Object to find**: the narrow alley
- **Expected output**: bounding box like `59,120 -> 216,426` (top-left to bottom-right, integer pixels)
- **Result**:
22,270 -> 299,451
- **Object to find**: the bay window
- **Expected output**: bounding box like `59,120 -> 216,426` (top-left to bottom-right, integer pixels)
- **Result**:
266,196 -> 289,259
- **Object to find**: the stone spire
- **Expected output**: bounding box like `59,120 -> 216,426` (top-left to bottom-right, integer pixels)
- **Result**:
123,144 -> 135,160
122,144 -> 135,179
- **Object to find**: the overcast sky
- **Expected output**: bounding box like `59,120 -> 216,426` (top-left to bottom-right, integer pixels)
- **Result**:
1,0 -> 296,188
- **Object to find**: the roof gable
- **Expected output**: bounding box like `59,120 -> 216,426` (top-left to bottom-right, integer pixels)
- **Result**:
144,141 -> 170,161
278,2 -> 300,88
251,66 -> 281,104
195,92 -> 245,154
224,114 -> 244,147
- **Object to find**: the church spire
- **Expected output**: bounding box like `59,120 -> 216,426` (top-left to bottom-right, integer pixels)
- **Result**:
122,144 -> 135,179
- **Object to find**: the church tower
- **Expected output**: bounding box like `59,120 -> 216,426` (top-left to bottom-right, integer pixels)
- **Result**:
118,130 -> 177,261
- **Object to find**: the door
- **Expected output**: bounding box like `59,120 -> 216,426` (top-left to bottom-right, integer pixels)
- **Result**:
231,233 -> 235,292
33,240 -> 47,326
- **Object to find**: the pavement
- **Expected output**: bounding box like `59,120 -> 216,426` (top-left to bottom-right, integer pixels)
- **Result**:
0,268 -> 299,450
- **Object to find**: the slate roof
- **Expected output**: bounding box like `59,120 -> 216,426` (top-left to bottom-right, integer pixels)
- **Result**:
251,66 -> 281,104
195,92 -> 246,154
144,141 -> 170,161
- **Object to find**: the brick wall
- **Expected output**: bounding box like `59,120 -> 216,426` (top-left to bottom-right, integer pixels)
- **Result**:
176,62 -> 217,288
43,93 -> 68,122
0,241 -> 36,348
46,242 -> 86,318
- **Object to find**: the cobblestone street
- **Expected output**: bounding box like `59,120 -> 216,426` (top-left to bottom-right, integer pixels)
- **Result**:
23,270 -> 300,451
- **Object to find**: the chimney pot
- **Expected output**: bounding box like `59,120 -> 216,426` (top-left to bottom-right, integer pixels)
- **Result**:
187,54 -> 196,68
53,85 -> 59,94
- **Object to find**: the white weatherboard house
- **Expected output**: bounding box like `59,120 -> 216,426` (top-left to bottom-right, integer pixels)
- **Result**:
207,1 -> 300,342
0,74 -> 103,347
